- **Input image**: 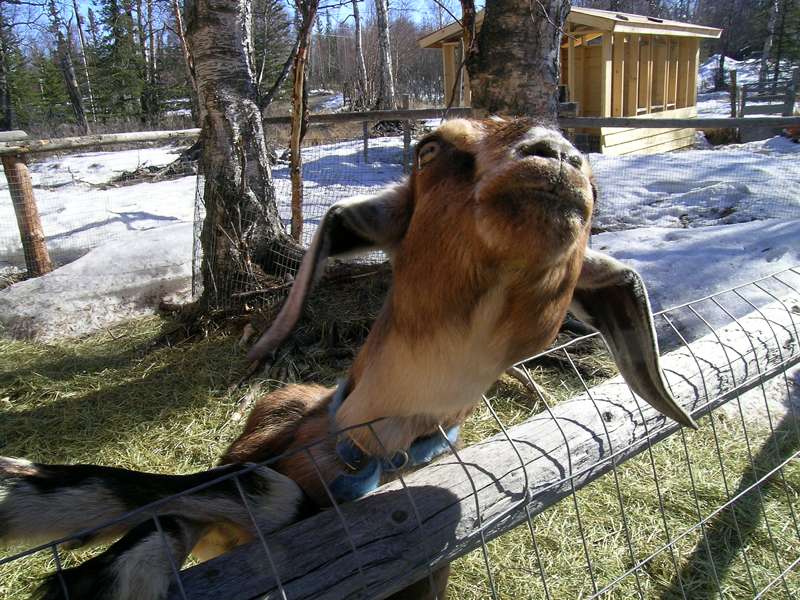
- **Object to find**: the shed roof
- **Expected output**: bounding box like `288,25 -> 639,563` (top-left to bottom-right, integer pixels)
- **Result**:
418,7 -> 722,48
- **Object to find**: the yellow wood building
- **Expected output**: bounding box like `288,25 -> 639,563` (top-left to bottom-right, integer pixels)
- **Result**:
418,8 -> 722,155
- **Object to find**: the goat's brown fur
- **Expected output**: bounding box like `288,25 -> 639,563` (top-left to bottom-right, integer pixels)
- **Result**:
1,118 -> 696,600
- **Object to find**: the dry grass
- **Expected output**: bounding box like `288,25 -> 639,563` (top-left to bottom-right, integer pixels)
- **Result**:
1,313 -> 799,599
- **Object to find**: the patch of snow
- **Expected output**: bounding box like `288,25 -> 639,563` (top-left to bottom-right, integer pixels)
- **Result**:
0,223 -> 193,341
164,108 -> 193,118
0,145 -> 194,267
317,93 -> 344,112
1,134 -> 799,341
589,136 -> 800,230
696,91 -> 733,117
592,218 -> 800,312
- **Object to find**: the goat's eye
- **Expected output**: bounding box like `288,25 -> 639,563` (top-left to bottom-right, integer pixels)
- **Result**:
417,140 -> 440,168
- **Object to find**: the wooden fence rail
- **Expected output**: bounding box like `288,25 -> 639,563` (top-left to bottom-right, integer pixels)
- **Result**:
166,293 -> 800,599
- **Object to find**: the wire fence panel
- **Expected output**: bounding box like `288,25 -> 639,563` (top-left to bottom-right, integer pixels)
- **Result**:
1,119 -> 800,597
2,268 -> 798,599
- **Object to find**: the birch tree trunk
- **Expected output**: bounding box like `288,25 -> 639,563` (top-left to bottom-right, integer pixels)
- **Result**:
468,0 -> 569,118
352,0 -> 368,109
760,0 -> 779,83
71,0 -> 96,122
373,0 -> 396,110
185,0 -> 295,309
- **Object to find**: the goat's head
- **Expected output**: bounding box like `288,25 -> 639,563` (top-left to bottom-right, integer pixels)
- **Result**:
248,117 -> 697,453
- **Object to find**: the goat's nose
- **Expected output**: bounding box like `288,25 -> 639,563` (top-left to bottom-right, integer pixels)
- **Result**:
517,135 -> 583,168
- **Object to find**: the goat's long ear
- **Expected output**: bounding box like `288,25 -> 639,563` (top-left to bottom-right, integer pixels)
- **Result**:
246,182 -> 413,365
570,249 -> 699,429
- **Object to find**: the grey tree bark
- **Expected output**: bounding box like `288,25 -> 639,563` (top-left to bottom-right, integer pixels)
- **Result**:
373,0 -> 396,109
185,0 -> 296,309
351,0 -> 369,109
468,0 -> 570,118
48,1 -> 90,133
71,0 -> 96,122
760,0 -> 779,83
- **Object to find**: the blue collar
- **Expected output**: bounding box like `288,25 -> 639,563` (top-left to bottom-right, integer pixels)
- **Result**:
327,380 -> 460,503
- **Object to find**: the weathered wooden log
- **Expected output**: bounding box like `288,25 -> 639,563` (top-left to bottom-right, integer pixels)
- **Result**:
167,292 -> 800,600
0,129 -> 201,156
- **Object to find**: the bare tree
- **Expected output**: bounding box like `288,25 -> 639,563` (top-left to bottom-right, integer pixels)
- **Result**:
351,0 -> 368,108
760,0 -> 779,82
288,0 -> 319,241
185,0 -> 295,310
468,0 -> 570,118
48,0 -> 90,134
71,0 -> 96,122
171,0 -> 201,125
373,0 -> 395,109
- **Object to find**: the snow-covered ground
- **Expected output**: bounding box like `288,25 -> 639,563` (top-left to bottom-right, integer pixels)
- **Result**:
0,146 -> 196,266
590,136 -> 800,230
1,133 -> 799,341
696,55 -> 799,116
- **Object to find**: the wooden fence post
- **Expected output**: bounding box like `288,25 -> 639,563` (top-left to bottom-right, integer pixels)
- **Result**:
0,131 -> 53,277
730,70 -> 738,118
402,95 -> 411,174
362,121 -> 369,163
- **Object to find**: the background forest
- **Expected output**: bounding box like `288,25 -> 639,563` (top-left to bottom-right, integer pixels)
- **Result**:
0,0 -> 798,136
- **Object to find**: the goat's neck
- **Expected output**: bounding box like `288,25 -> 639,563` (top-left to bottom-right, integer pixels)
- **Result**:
335,284 -> 513,456
334,260 -> 579,457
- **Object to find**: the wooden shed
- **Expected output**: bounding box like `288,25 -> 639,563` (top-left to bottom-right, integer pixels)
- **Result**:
419,8 -> 722,155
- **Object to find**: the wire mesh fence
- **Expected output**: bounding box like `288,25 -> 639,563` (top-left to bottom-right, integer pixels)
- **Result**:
1,267 -> 798,599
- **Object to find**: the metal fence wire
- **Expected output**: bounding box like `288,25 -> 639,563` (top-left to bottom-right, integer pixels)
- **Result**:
189,119 -> 800,312
1,266 -> 799,599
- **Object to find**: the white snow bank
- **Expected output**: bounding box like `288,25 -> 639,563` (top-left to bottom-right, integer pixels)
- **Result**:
593,218 -> 800,312
318,93 -> 344,112
0,145 -> 195,267
698,55 -> 762,92
0,223 -> 193,341
589,136 -> 800,230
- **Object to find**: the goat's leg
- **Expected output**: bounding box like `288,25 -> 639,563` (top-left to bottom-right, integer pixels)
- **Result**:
35,516 -> 208,600
0,457 -> 304,550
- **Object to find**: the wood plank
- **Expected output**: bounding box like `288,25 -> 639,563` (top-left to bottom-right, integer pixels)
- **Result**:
442,44 -> 458,107
601,128 -> 695,154
559,116 -> 800,129
687,37 -> 699,107
624,133 -> 696,155
643,38 -> 653,113
167,299 -> 799,600
612,33 -> 625,117
568,33 -> 577,106
676,38 -> 691,108
625,34 -> 640,117
662,39 -> 671,111
669,40 -> 679,106
600,34 -> 613,117
602,126 -> 695,147
574,38 -> 585,116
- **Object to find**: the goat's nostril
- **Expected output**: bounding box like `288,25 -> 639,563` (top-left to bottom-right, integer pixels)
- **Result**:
566,153 -> 583,169
518,140 -> 561,161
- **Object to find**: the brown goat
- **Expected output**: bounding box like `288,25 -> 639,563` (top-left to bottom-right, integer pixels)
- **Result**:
0,117 -> 696,600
